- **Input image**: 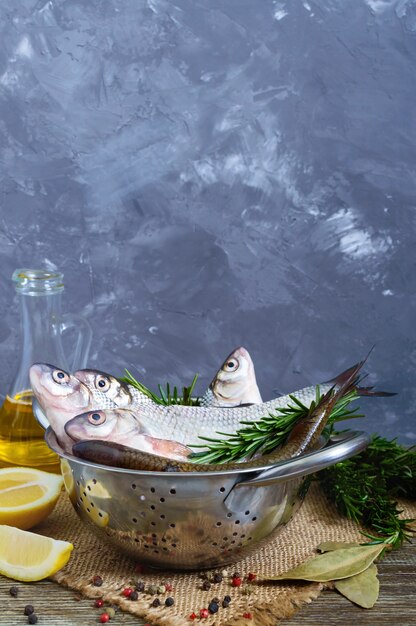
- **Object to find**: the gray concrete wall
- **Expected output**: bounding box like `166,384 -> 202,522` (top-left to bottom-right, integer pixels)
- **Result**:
0,0 -> 415,443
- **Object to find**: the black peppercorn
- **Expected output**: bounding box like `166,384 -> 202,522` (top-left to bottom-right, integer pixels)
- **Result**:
208,601 -> 219,614
135,581 -> 145,592
224,595 -> 231,603
151,598 -> 161,607
222,599 -> 230,608
212,572 -> 223,583
202,580 -> 211,590
92,575 -> 103,586
9,586 -> 19,597
130,591 -> 139,601
211,597 -> 220,604
165,597 -> 174,607
28,615 -> 38,625
24,606 -> 35,616
232,571 -> 241,579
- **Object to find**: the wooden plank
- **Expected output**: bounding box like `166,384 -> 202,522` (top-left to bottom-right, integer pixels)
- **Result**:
1,542 -> 415,625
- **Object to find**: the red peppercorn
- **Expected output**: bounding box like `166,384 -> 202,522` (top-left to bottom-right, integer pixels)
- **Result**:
189,612 -> 197,620
93,575 -> 103,587
165,583 -> 173,592
94,599 -> 104,608
243,612 -> 253,619
200,608 -> 209,618
232,577 -> 242,587
247,573 -> 257,582
122,587 -> 133,597
99,614 -> 110,623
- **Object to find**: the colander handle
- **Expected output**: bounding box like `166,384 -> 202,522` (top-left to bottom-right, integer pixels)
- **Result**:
235,430 -> 371,488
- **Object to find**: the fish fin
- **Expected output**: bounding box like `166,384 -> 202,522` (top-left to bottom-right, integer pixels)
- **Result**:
355,386 -> 396,397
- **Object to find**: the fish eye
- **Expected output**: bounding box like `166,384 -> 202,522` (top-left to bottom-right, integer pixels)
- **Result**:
87,411 -> 106,425
52,369 -> 70,384
224,359 -> 239,371
95,375 -> 111,392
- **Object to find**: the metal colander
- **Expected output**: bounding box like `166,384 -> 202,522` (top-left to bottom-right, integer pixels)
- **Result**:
45,428 -> 369,570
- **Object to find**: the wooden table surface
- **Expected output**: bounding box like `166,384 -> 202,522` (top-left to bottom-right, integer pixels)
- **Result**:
1,541 -> 415,626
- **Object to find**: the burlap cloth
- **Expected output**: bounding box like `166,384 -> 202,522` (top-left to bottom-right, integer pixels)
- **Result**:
36,483 -> 416,626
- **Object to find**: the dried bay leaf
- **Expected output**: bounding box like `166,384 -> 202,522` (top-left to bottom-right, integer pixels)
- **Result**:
318,541 -> 360,552
334,563 -> 379,608
260,543 -> 385,583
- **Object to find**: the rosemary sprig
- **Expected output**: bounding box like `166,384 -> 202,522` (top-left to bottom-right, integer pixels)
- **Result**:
120,370 -> 199,406
319,435 -> 416,548
190,387 -> 362,464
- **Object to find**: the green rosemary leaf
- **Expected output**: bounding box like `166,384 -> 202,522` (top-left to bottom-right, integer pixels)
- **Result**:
319,435 -> 416,548
120,370 -> 200,406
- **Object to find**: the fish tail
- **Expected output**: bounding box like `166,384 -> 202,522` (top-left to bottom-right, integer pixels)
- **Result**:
325,350 -> 395,397
314,357 -> 368,421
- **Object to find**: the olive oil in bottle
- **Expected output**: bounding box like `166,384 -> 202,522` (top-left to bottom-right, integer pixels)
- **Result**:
0,269 -> 91,473
0,392 -> 60,472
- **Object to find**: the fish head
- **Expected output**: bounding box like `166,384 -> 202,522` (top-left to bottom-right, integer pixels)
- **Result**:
30,363 -> 90,417
29,363 -> 92,443
210,346 -> 262,406
74,369 -> 132,408
64,408 -> 144,443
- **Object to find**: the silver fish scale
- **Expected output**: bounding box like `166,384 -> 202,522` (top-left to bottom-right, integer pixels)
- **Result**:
127,383 -> 333,446
127,385 -> 155,405
85,385 -> 155,410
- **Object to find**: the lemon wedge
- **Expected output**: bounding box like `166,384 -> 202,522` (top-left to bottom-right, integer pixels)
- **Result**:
0,467 -> 63,530
0,525 -> 73,581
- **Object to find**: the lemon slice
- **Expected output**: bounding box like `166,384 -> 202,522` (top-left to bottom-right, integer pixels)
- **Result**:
0,525 -> 73,581
0,467 -> 63,530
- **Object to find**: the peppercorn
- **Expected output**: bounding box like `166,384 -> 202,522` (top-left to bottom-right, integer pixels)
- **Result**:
135,581 -> 145,592
212,572 -> 223,583
222,599 -> 230,608
233,571 -> 241,579
28,616 -> 38,625
94,599 -> 104,608
165,583 -> 173,592
165,597 -> 174,607
189,612 -> 197,620
221,569 -> 229,577
242,585 -> 252,596
200,608 -> 209,618
201,580 -> 211,590
99,614 -> 110,624
93,575 -> 103,587
232,577 -> 242,587
130,591 -> 139,601
9,586 -> 19,597
208,601 -> 219,614
24,605 -> 35,616
211,597 -> 220,604
148,585 -> 158,595
247,572 -> 256,582
151,598 -> 161,607
122,587 -> 133,597
106,607 -> 116,618
224,595 -> 231,603
157,585 -> 165,594
243,612 -> 253,619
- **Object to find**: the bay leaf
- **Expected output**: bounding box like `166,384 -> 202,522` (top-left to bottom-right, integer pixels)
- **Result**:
334,563 -> 379,608
260,543 -> 385,583
318,541 -> 360,553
